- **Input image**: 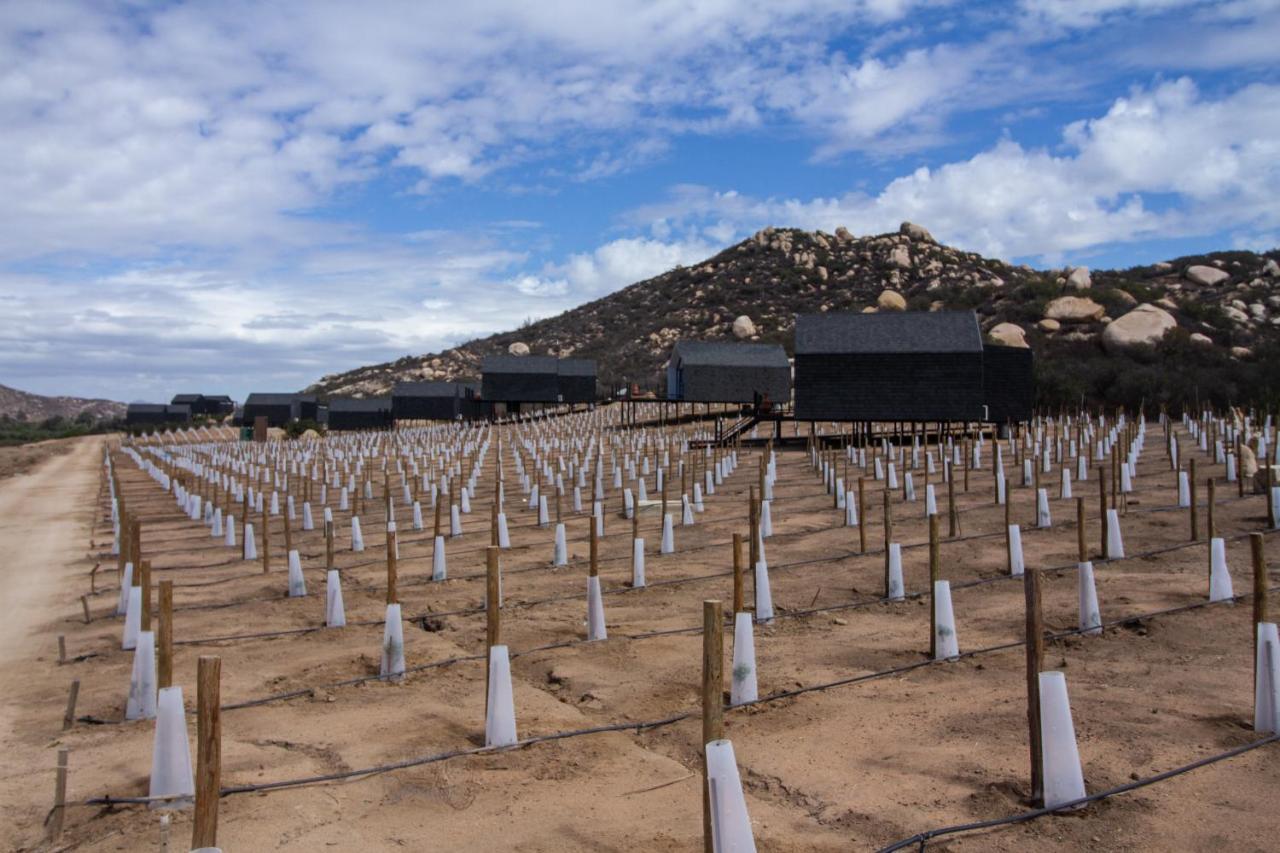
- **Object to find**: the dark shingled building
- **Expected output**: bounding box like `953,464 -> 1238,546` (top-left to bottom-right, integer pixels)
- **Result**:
327,397 -> 392,431
126,403 -> 191,426
170,394 -> 235,416
391,381 -> 478,421
556,358 -> 598,404
982,345 -> 1034,423
481,356 -> 599,407
793,311 -> 988,422
666,341 -> 791,404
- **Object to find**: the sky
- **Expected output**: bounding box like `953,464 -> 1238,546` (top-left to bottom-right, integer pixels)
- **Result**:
1,0 -> 1278,404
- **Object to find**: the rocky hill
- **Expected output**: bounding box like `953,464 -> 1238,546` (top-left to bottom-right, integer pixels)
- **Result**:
0,383 -> 125,422
310,223 -> 1280,410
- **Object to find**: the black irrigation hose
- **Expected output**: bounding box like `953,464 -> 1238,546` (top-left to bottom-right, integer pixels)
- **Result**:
875,734 -> 1280,852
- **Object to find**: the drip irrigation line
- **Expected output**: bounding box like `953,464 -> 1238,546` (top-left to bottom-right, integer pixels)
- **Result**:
76,585 -> 1270,805
875,735 -> 1280,852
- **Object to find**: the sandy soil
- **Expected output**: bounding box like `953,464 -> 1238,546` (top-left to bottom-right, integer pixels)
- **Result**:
0,438 -> 82,482
3,421 -> 1278,852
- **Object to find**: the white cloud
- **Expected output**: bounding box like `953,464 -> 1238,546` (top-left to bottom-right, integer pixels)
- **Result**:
628,79 -> 1280,260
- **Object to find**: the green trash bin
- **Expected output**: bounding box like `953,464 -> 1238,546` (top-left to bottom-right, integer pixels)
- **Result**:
240,426 -> 254,441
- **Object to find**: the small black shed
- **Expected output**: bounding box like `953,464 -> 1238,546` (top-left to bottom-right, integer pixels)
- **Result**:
327,397 -> 392,431
242,393 -> 299,427
982,345 -> 1034,423
793,311 -> 986,422
392,381 -> 476,421
666,341 -> 791,404
126,403 -> 192,426
481,355 -> 560,404
557,359 -> 598,404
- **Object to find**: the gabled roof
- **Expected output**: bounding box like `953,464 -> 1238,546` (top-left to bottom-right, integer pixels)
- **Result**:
204,395 -> 233,403
557,358 -> 597,376
170,394 -> 203,404
672,340 -> 789,368
795,311 -> 982,355
482,355 -> 559,374
244,393 -> 298,406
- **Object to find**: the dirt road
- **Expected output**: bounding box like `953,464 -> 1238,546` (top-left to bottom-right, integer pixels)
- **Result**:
0,436 -> 103,850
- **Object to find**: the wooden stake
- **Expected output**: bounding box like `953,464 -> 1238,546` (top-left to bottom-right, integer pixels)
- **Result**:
1189,458 -> 1199,541
732,534 -> 744,614
386,527 -> 398,604
192,656 -> 221,851
928,515 -> 940,658
882,489 -> 893,597
80,594 -> 91,624
57,634 -> 66,664
589,521 -> 598,578
63,680 -> 80,731
1024,567 -> 1044,806
857,477 -> 867,553
947,466 -> 958,538
324,520 -> 334,570
48,748 -> 68,841
261,505 -> 270,574
1099,468 -> 1108,558
158,580 -> 174,689
139,560 -> 151,632
701,599 -> 724,853
1207,478 -> 1217,539
1076,498 -> 1086,563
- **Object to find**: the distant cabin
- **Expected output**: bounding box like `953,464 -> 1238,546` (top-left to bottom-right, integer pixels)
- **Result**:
327,397 -> 392,431
391,381 -> 479,421
983,345 -> 1034,423
169,394 -> 235,417
666,341 -> 791,405
242,393 -> 320,427
794,311 -> 1006,422
481,355 -> 598,409
126,403 -> 191,426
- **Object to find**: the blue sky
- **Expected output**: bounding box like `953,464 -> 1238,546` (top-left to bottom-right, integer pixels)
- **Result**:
1,0 -> 1278,403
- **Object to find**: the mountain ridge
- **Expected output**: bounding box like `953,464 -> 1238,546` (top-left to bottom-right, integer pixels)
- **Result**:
308,223 -> 1280,408
0,383 -> 126,422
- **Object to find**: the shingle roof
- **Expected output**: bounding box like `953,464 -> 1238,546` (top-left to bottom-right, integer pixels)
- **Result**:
393,381 -> 465,397
557,358 -> 597,376
672,340 -> 790,368
244,393 -> 299,406
481,355 -> 559,374
795,311 -> 982,355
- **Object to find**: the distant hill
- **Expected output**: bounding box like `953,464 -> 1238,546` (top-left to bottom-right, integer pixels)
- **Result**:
0,383 -> 125,422
309,223 -> 1280,411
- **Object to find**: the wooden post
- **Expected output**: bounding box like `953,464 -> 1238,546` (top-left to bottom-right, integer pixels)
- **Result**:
857,477 -> 867,554
1189,458 -> 1198,541
433,492 -> 442,539
485,546 -> 501,718
386,526 -> 398,604
324,520 -> 334,570
490,500 -> 499,546
1207,478 -> 1217,540
701,599 -> 724,853
731,534 -> 745,614
58,634 -> 66,664
80,594 -> 91,624
1075,498 -> 1086,563
158,580 -> 174,689
1024,567 -> 1044,806
1253,534 -> 1268,678
589,520 -> 598,578
882,488 -> 893,597
261,504 -> 270,574
139,560 -> 152,632
48,748 -> 68,841
1099,468 -> 1108,558
947,465 -> 958,538
192,656 -> 221,851
928,515 -> 940,658
748,487 -> 759,569
63,680 -> 80,731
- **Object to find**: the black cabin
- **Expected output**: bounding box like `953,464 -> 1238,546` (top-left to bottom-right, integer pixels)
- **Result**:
126,403 -> 191,426
242,393 -> 299,427
481,355 -> 560,404
982,345 -> 1034,423
666,341 -> 791,404
793,311 -> 987,422
326,397 -> 392,431
170,394 -> 235,416
556,359 -> 598,404
391,381 -> 476,421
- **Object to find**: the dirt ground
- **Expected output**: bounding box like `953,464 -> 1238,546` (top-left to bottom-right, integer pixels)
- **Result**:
2,419 -> 1278,852
0,438 -> 79,482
